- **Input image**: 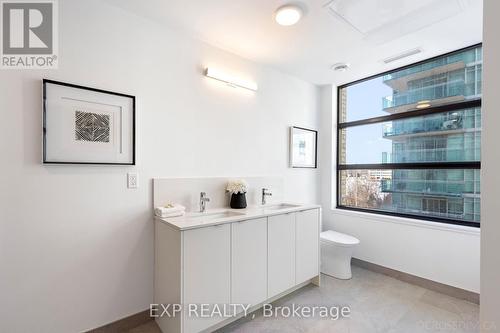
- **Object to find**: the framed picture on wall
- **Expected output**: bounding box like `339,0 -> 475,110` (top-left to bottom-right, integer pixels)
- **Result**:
43,79 -> 135,165
289,126 -> 317,168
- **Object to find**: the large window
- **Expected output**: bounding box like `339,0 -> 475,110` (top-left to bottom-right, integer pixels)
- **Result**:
337,44 -> 481,227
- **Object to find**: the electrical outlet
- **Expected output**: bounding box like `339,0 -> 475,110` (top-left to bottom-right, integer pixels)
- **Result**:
127,173 -> 138,189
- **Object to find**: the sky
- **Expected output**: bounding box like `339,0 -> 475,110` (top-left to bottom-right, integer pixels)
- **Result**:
344,77 -> 394,165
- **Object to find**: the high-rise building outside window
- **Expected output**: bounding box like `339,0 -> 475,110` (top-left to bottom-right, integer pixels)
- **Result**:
337,44 -> 481,227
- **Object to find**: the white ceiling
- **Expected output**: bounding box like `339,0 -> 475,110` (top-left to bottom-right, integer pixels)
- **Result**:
102,0 -> 483,86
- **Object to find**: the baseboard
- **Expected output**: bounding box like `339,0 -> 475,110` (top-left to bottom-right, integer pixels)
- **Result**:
351,258 -> 479,305
84,310 -> 152,333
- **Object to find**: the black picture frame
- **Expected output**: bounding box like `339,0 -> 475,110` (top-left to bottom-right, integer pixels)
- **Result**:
42,79 -> 136,165
290,126 -> 318,169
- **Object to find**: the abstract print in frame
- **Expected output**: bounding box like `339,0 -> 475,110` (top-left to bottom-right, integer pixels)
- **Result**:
43,79 -> 135,165
290,126 -> 318,168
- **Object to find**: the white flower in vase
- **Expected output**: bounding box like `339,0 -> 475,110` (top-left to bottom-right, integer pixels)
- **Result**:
226,179 -> 248,194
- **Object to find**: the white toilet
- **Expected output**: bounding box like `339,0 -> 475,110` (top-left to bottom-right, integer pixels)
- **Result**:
320,230 -> 360,280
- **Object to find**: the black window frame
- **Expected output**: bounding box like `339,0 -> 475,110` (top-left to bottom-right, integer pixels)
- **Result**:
336,43 -> 482,228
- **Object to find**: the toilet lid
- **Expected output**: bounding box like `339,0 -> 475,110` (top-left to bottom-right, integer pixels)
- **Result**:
320,230 -> 360,246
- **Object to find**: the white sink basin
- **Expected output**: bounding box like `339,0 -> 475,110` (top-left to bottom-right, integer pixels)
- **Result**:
262,203 -> 301,211
188,211 -> 245,220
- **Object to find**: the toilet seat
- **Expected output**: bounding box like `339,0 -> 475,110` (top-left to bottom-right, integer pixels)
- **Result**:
320,230 -> 359,247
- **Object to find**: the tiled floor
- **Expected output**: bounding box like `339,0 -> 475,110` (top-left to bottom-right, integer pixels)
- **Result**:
128,266 -> 479,333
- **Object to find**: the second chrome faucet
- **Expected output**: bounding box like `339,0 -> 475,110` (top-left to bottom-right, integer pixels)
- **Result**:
261,188 -> 272,205
199,192 -> 210,212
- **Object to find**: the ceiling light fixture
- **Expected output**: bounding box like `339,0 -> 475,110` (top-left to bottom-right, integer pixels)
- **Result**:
275,5 -> 303,26
331,63 -> 350,72
416,100 -> 431,109
204,67 -> 258,91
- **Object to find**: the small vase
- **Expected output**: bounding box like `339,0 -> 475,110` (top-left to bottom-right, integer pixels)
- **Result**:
230,192 -> 247,209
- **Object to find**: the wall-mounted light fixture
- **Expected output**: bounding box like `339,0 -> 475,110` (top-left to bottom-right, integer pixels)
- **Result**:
204,67 -> 258,91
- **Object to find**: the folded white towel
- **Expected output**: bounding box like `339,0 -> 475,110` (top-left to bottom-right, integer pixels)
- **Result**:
156,204 -> 186,213
156,210 -> 185,218
155,204 -> 186,217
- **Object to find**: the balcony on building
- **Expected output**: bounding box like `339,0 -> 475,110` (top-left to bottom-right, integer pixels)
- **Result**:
381,79 -> 477,114
381,47 -> 480,90
380,178 -> 478,196
382,57 -> 467,90
382,108 -> 481,139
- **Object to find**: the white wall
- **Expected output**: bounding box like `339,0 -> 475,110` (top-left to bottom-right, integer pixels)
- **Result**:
480,0 -> 500,330
318,85 -> 481,293
0,1 -> 320,332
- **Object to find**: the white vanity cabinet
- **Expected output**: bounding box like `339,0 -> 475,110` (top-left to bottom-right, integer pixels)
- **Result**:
295,209 -> 320,284
268,213 -> 296,298
231,217 -> 268,310
154,207 -> 320,333
182,224 -> 231,333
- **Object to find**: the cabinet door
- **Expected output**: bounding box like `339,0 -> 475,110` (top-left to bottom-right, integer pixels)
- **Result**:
268,213 -> 296,298
182,224 -> 231,333
231,218 -> 268,310
296,209 -> 320,284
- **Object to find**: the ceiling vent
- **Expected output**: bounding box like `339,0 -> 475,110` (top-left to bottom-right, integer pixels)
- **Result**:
383,48 -> 423,64
331,62 -> 350,71
324,0 -> 468,44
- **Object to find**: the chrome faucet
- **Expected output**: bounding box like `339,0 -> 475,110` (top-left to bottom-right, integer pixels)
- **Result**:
199,192 -> 210,212
262,188 -> 272,205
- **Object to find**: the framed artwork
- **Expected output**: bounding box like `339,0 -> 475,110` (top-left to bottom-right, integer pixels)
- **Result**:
290,126 -> 317,168
43,79 -> 135,165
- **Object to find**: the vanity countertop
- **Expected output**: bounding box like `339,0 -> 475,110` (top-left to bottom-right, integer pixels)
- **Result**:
155,203 -> 321,231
